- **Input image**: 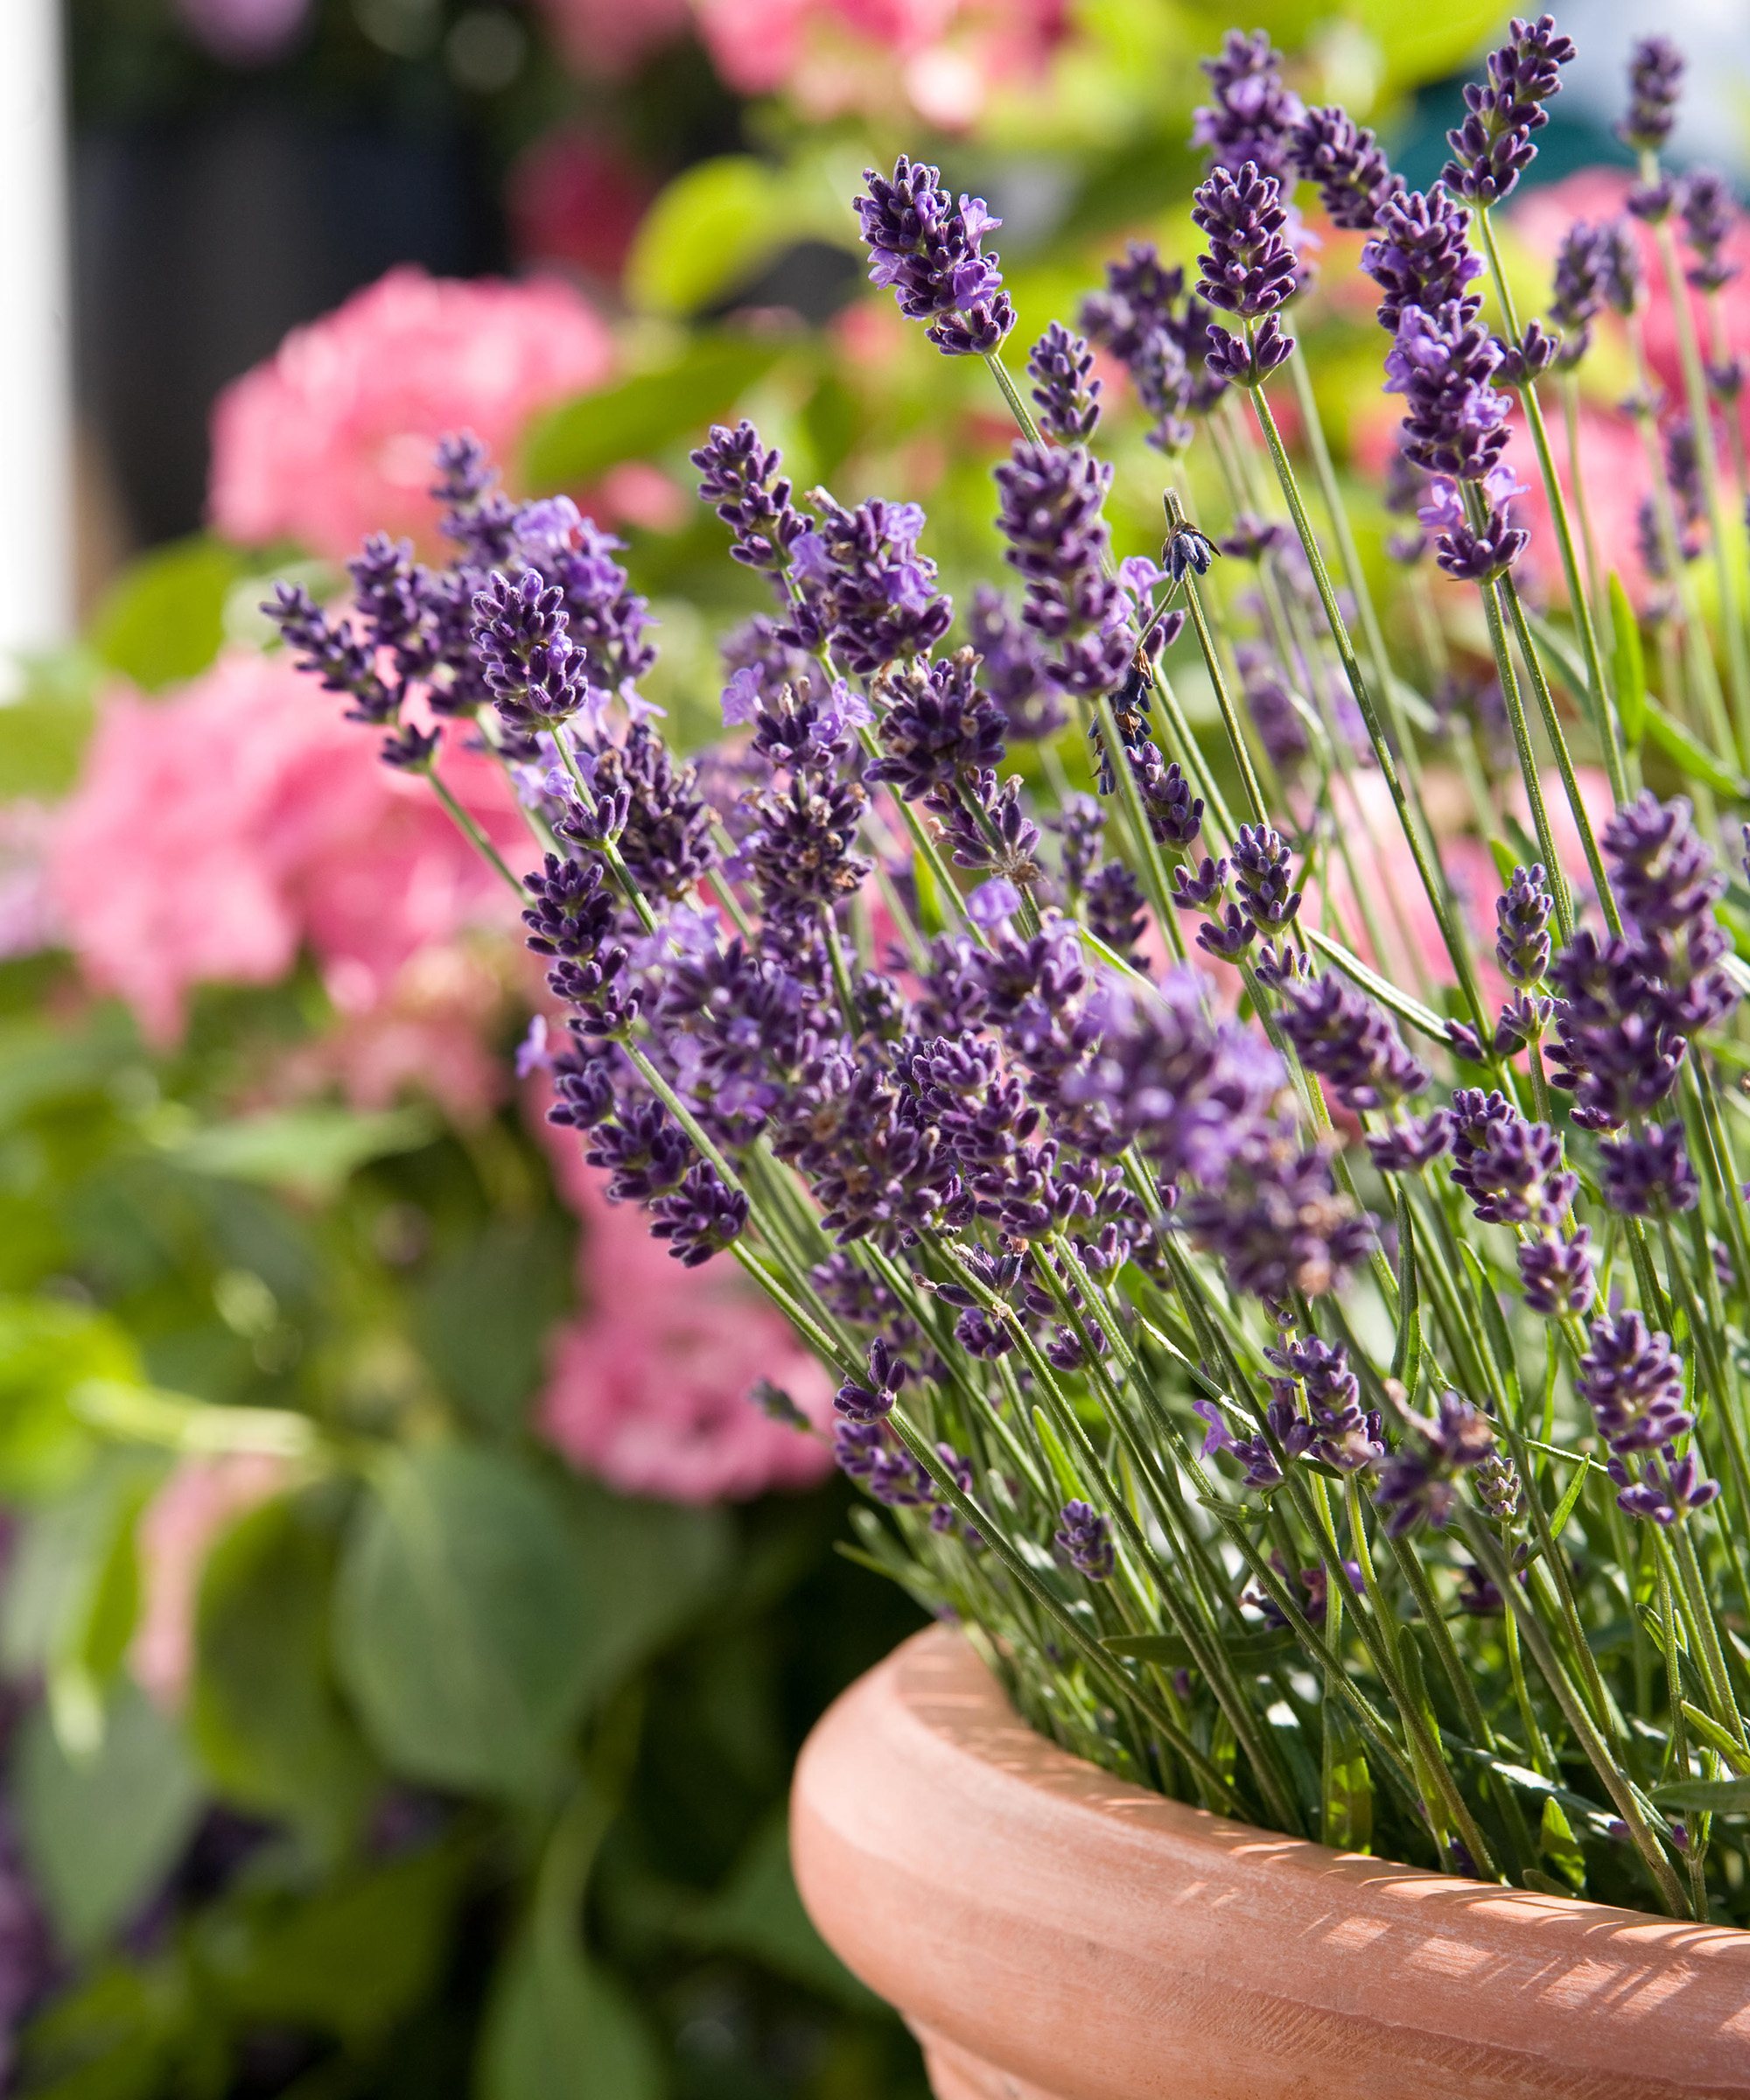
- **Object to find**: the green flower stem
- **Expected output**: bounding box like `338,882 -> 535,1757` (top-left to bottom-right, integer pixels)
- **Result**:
1461,1512 -> 1690,1916
1475,206 -> 1628,798
1649,195 -> 1750,752
1247,372 -> 1494,1044
1093,692 -> 1188,963
1706,293 -> 1750,498
1500,577 -> 1625,937
984,346 -> 1046,449
1560,370 -> 1610,645
1664,1517 -> 1749,1757
707,836 -> 758,942
884,1407 -> 1236,1801
1476,567 -> 1575,944
1166,494 -> 1270,826
1502,1587 -> 1552,1774
424,765 -> 525,896
1624,312 -> 1735,757
1284,348 -> 1413,767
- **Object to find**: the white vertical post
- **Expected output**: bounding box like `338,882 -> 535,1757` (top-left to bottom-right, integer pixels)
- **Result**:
0,0 -> 74,677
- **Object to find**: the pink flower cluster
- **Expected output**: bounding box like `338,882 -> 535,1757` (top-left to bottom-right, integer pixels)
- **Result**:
536,1094 -> 834,1502
690,0 -> 1066,129
50,650 -> 524,1046
207,267 -> 613,561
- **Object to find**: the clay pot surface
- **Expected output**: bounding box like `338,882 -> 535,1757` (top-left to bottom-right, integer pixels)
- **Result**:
791,1626 -> 1750,2099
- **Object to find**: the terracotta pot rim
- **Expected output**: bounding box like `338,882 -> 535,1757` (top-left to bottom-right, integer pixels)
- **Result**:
792,1626 -> 1750,2100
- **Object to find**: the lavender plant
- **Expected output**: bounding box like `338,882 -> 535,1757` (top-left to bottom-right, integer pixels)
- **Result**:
268,25 -> 1750,1924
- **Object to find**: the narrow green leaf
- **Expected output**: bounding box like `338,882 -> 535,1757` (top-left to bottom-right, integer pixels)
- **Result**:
1457,1242 -> 1522,1411
1390,1192 -> 1422,1401
1031,1407 -> 1083,1504
1544,1453 -> 1592,1541
1322,1710 -> 1373,1853
1649,1775 -> 1750,1813
1520,1867 -> 1576,1897
1100,1628 -> 1296,1669
1608,574 -> 1646,747
1642,697 -> 1750,800
1486,834 -> 1522,889
1538,1794 -> 1586,1891
1680,1699 -> 1750,1774
1303,927 -> 1452,1044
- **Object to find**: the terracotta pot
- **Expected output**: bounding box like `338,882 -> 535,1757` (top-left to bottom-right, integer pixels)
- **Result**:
791,1625 -> 1750,2099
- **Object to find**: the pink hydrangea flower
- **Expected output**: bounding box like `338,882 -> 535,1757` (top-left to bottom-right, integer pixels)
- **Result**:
131,1453 -> 288,1708
50,649 -> 523,1044
207,267 -> 613,560
535,1093 -> 834,1503
532,0 -> 690,78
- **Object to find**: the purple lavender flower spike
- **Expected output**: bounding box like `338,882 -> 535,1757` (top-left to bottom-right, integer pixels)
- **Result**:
868,648 -> 1007,801
1267,1335 -> 1382,1473
691,420 -> 806,576
1518,1227 -> 1598,1316
1443,13 -> 1576,208
1681,171 -> 1741,292
993,441 -> 1131,698
1054,1499 -> 1116,1580
788,492 -> 953,675
853,155 -> 1014,356
648,1160 -> 750,1266
1185,1138 -> 1376,1302
1027,321 -> 1103,444
1170,856 -> 1228,911
1362,187 -> 1483,332
1613,1449 -> 1720,1526
1597,220 -> 1644,316
1600,1123 -> 1700,1216
1229,824 -> 1301,928
585,1100 -> 691,1203
1278,972 -> 1429,1112
1618,36 -> 1684,152
1578,1309 -> 1692,1454
1386,304 -> 1512,483
1193,164 -> 1300,354
1083,861 -> 1149,968
1289,106 -> 1403,230
1496,864 -> 1554,984
1374,1390 -> 1497,1535
1549,222 -> 1608,367
1367,1110 -> 1455,1175
966,585 -> 1068,741
1191,29 -> 1305,183
472,569 -> 595,733
1080,242 -> 1225,436
433,430 -> 520,569
1448,1088 -> 1576,1226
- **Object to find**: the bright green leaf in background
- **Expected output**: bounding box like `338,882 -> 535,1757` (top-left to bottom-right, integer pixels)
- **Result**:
563,1480 -> 733,1705
87,535 -> 249,693
626,157 -> 797,317
522,335 -> 788,493
13,1677 -> 203,1956
164,1104 -> 438,1203
1610,573 -> 1647,748
333,1446 -> 596,1796
0,1295 -> 140,1499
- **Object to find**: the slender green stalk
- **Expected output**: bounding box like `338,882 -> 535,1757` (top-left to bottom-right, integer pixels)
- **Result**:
1476,567 -> 1575,943
424,765 -> 525,895
1475,206 -> 1628,795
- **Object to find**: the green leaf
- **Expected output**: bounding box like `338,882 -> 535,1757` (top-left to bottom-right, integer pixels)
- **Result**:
1544,1452 -> 1592,1542
1486,835 -> 1522,890
13,1677 -> 202,1955
190,1492 -> 377,1861
1642,696 -> 1750,800
0,649 -> 99,800
1390,1192 -> 1422,1401
0,1296 -> 140,1499
1321,1711 -> 1373,1854
682,1810 -> 876,2010
333,1446 -> 596,1795
1520,1866 -> 1576,1897
477,1930 -> 662,2100
0,1006 -> 137,1129
88,536 -> 248,692
164,1105 -> 438,1201
522,336 -> 788,493
1457,1242 -> 1522,1413
211,1841 -> 472,2044
1649,1774 -> 1750,1813
1680,1699 -> 1750,1773
625,156 -> 796,316
1609,574 -> 1646,748
413,1216 -> 575,1436
1539,1793 -> 1586,1891
1101,1628 -> 1296,1669
561,1480 -> 734,1705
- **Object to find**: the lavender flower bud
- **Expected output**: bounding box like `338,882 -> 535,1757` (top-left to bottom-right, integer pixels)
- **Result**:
585,1100 -> 690,1202
472,569 -> 592,732
789,492 -> 953,676
1366,1110 -> 1455,1174
1617,35 -> 1684,152
1289,106 -> 1403,230
1374,1390 -> 1497,1535
1550,221 -> 1608,367
648,1160 -> 749,1266
1449,1088 -> 1576,1226
1680,170 -> 1740,292
1054,1499 -> 1116,1580
1205,313 -> 1295,389
1496,864 -> 1554,983
854,155 -> 1014,356
1027,322 -> 1103,444
868,648 -> 1007,801
1518,1227 -> 1598,1316
1229,824 -> 1302,928
690,420 -> 806,575
1600,1123 -> 1700,1216
1190,29 -> 1304,182
966,585 -> 1068,742
1598,220 -> 1644,315
993,440 -> 1130,698
1193,163 -> 1300,319
1443,13 -> 1576,207
1278,972 -> 1429,1112
1362,186 -> 1483,332
1083,860 -> 1149,968
1578,1309 -> 1691,1454
1387,303 -> 1512,482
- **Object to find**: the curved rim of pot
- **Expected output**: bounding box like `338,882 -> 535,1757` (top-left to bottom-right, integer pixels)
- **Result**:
792,1626 -> 1750,2100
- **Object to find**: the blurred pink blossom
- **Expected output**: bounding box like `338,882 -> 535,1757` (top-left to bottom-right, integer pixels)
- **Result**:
50,650 -> 522,1046
692,0 -> 1065,126
0,805 -> 60,961
208,267 -> 614,561
534,0 -> 690,77
536,1100 -> 834,1502
132,1454 -> 288,1708
173,0 -> 309,64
